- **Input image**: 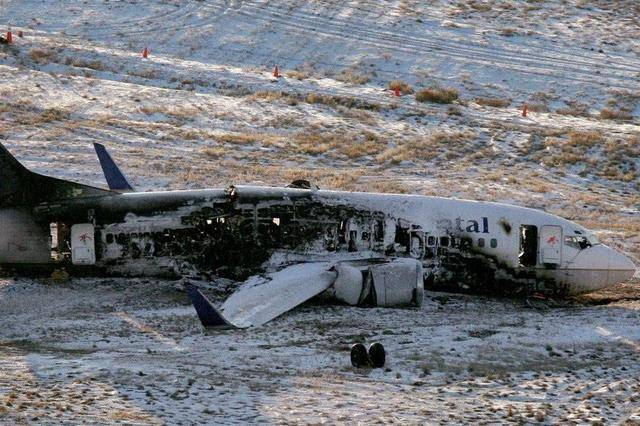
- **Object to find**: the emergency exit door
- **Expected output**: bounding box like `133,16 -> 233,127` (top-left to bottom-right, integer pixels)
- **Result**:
540,225 -> 562,265
71,223 -> 96,265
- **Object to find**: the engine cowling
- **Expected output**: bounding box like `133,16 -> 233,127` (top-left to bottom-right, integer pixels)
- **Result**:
331,258 -> 424,307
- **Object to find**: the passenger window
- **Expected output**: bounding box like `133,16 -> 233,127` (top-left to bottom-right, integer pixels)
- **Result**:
477,238 -> 485,248
439,236 -> 449,247
460,237 -> 472,249
106,234 -> 114,244
490,238 -> 498,248
427,236 -> 436,246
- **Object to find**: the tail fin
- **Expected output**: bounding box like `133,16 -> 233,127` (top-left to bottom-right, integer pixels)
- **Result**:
185,283 -> 236,329
0,143 -> 31,206
0,142 -> 112,208
93,143 -> 135,192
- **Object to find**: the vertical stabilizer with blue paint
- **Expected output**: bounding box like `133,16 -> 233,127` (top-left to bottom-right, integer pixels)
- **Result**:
185,283 -> 236,329
93,143 -> 135,192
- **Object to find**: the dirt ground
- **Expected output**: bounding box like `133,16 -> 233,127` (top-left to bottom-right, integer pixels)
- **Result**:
0,276 -> 638,424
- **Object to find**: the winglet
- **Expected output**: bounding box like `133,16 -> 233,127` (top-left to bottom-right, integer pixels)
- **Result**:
185,283 -> 236,329
93,143 -> 135,192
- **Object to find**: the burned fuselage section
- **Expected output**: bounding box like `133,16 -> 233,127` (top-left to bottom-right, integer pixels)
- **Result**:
28,184 -> 622,299
94,189 -> 394,279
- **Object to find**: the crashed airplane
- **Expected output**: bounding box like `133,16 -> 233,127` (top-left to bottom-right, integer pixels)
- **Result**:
0,143 -> 635,328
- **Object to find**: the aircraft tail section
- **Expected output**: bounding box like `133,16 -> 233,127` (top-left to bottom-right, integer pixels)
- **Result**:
0,142 -> 113,208
0,143 -> 32,207
93,143 -> 135,192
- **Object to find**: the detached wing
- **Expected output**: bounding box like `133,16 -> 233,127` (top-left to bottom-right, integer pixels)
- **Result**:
187,262 -> 337,329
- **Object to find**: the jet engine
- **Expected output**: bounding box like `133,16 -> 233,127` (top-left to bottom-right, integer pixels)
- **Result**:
330,258 -> 424,307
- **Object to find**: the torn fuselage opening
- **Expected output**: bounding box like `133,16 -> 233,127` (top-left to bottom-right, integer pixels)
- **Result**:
96,198 -> 392,279
429,237 -> 569,297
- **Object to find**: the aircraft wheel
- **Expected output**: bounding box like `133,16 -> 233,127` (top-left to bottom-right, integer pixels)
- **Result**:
368,342 -> 386,368
350,343 -> 370,368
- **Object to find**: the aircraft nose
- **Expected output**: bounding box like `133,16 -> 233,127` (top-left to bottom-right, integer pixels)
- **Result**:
607,247 -> 636,285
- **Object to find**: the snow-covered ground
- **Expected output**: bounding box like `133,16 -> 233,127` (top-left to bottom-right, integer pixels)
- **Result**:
0,0 -> 639,423
1,278 -> 640,424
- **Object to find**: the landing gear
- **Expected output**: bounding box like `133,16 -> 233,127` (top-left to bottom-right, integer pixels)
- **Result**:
350,342 -> 386,368
350,343 -> 370,368
368,342 -> 386,368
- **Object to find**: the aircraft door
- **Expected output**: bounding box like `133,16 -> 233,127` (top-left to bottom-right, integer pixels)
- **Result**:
71,223 -> 96,265
518,225 -> 538,267
540,225 -> 562,265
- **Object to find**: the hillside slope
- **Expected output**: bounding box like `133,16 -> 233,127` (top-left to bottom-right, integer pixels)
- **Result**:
0,1 -> 639,423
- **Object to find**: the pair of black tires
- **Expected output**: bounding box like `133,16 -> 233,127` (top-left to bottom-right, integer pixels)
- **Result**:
350,342 -> 385,368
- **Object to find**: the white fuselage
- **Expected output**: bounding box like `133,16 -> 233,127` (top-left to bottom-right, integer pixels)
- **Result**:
295,188 -> 636,295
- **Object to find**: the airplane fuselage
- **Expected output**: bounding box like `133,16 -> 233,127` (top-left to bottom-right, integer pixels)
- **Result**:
3,185 -> 634,296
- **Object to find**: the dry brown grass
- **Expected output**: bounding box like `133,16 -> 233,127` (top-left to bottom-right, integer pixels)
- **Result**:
599,108 -> 633,120
536,130 -> 638,185
17,107 -> 70,125
566,131 -> 603,147
388,80 -> 414,94
285,69 -> 311,80
139,105 -> 200,120
475,97 -> 510,108
202,146 -> 227,158
415,87 -> 459,104
335,67 -> 371,85
376,131 -> 474,164
251,90 -> 298,106
500,28 -> 518,37
305,92 -> 381,111
28,48 -> 58,64
248,90 -> 380,111
127,68 -> 159,79
64,57 -> 109,71
526,103 -> 549,113
556,102 -> 590,117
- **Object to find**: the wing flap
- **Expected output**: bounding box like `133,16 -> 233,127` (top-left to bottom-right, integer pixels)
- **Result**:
220,262 -> 337,328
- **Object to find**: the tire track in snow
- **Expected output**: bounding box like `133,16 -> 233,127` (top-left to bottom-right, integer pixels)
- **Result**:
313,0 -> 640,71
218,1 -> 639,90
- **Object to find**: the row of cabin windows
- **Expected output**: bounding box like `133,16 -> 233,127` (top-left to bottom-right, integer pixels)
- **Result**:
104,230 -> 498,250
426,235 -> 498,249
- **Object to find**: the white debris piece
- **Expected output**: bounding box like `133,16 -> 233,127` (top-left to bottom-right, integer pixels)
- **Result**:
221,262 -> 337,327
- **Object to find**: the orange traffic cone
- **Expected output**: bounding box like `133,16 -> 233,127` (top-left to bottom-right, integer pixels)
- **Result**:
522,103 -> 528,117
273,65 -> 280,78
142,46 -> 149,59
393,87 -> 401,97
6,30 -> 12,44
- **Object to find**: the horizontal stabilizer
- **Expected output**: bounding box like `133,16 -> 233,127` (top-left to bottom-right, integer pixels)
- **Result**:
0,142 -> 113,208
220,262 -> 338,328
185,283 -> 236,328
93,143 -> 134,192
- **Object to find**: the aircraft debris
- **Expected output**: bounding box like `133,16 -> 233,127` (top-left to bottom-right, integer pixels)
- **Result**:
0,142 -> 635,328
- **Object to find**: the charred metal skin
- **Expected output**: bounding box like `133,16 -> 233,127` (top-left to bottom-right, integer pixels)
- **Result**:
0,143 -> 635,305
